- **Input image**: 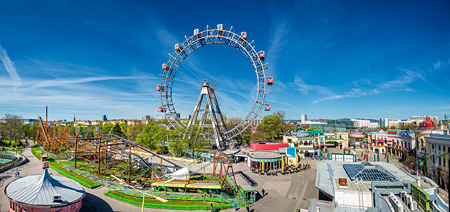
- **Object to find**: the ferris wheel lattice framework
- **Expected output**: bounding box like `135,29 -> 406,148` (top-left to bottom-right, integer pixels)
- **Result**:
157,24 -> 273,149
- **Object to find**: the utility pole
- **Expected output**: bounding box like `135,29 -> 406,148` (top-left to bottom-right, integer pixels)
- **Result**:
74,131 -> 78,168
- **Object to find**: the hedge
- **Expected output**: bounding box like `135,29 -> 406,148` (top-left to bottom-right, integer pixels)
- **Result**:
104,190 -> 234,210
49,163 -> 102,189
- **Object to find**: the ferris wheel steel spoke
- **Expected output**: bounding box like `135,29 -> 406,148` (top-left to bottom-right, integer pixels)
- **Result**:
159,25 -> 269,140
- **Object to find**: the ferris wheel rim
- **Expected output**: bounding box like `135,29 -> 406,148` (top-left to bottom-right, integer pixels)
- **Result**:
159,25 -> 268,140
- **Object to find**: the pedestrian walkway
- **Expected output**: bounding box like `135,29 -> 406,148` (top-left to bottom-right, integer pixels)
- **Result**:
0,140 -> 237,212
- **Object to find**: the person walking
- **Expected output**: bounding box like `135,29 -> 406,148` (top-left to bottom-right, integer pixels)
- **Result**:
17,171 -> 20,178
262,188 -> 265,197
210,203 -> 213,212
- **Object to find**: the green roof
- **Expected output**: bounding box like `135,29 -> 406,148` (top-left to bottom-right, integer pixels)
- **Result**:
297,137 -> 314,140
291,127 -> 306,133
307,129 -> 324,135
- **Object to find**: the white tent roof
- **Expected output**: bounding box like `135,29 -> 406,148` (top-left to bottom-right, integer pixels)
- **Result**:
5,169 -> 85,206
169,166 -> 190,180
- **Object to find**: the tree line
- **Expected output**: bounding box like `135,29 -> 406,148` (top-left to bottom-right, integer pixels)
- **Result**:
0,111 -> 292,157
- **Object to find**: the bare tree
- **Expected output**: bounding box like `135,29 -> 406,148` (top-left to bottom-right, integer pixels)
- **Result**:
273,110 -> 286,121
1,114 -> 23,145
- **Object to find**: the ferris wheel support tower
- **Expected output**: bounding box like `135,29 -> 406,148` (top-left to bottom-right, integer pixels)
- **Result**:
188,80 -> 227,149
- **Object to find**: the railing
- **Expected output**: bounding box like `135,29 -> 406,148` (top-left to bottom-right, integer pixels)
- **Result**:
108,184 -> 248,206
0,151 -> 26,173
62,164 -> 122,188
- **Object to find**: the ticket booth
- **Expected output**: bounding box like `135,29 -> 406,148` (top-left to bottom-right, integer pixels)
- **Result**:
40,154 -> 47,161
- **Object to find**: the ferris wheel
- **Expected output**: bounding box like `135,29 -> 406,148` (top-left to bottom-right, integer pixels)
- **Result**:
157,24 -> 273,145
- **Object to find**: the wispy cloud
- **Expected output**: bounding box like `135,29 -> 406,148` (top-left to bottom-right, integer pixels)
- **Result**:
294,75 -> 333,95
29,75 -> 156,89
0,44 -> 21,87
267,19 -> 290,77
312,69 -> 425,104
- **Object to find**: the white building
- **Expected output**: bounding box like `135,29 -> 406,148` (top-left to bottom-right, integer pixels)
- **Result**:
301,114 -> 307,123
379,118 -> 401,128
351,119 -> 372,128
369,122 -> 379,129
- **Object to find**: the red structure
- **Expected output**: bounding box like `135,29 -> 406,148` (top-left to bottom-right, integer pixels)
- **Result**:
267,77 -> 273,85
250,140 -> 289,151
418,119 -> 435,130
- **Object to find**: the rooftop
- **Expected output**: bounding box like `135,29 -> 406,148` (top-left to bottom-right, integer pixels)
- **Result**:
248,151 -> 283,159
5,169 -> 85,206
315,161 -> 434,197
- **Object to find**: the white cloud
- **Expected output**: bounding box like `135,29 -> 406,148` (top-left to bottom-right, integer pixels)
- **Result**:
0,44 -> 21,87
267,19 -> 291,76
294,75 -> 333,96
312,69 -> 425,104
29,75 -> 156,89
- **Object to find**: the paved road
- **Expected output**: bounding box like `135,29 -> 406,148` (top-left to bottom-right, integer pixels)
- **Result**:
0,140 -> 239,212
1,141 -> 321,212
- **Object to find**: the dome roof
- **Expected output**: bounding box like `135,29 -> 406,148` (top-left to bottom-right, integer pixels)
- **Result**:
418,119 -> 435,130
5,169 -> 85,206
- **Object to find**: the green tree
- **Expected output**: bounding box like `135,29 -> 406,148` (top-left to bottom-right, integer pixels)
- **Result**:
1,114 -> 23,145
284,123 -> 296,133
181,125 -> 212,158
21,124 -> 31,139
110,123 -> 124,136
258,114 -> 283,140
100,122 -> 114,134
308,126 -> 318,130
390,126 -> 396,129
124,123 -> 144,141
136,123 -> 160,149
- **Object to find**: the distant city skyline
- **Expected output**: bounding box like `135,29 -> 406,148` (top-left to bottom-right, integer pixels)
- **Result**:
1,1 -> 450,120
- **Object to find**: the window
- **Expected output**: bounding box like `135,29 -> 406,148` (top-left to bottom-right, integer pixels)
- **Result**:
439,158 -> 441,166
439,145 -> 441,151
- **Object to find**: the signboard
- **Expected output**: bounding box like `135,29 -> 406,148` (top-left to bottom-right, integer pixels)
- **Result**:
42,161 -> 49,169
286,147 -> 296,157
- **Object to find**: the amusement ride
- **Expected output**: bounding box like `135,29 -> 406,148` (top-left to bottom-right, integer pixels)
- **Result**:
34,24 -> 270,206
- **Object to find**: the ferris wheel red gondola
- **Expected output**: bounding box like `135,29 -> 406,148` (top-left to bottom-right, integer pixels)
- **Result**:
265,104 -> 271,111
267,76 -> 273,85
251,127 -> 257,134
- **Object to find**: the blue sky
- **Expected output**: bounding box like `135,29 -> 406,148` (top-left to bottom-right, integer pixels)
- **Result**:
1,0 -> 449,121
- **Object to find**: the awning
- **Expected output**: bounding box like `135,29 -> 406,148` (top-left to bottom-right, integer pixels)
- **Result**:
320,143 -> 324,146
314,144 -> 319,148
296,146 -> 314,150
387,140 -> 394,143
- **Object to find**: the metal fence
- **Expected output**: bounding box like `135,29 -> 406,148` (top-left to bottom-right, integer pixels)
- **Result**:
0,151 -> 26,173
62,164 -> 122,188
108,186 -> 248,206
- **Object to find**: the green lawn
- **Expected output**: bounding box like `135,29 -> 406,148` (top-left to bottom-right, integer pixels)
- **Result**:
31,144 -> 42,159
1,139 -> 22,147
49,162 -> 102,188
108,190 -> 229,206
30,145 -> 101,188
